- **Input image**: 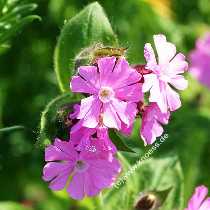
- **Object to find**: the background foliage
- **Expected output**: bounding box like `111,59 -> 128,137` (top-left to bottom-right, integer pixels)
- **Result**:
0,0 -> 210,209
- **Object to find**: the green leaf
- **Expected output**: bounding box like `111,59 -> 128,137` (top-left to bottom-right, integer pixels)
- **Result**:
102,154 -> 184,210
0,4 -> 38,22
38,93 -> 79,147
0,1 -> 40,54
109,130 -> 136,153
0,15 -> 41,44
153,156 -> 184,210
0,202 -> 31,210
161,103 -> 210,202
54,1 -> 118,92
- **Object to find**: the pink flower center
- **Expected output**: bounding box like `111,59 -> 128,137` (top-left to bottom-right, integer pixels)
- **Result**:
99,87 -> 115,103
75,160 -> 88,172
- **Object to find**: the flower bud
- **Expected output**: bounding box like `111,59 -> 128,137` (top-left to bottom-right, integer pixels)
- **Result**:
134,192 -> 160,210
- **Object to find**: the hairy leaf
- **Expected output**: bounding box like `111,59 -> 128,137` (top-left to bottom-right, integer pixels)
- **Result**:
54,2 -> 118,92
102,154 -> 184,210
38,93 -> 79,147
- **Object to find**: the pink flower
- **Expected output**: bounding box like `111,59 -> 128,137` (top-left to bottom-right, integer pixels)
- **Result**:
143,34 -> 188,113
185,185 -> 210,210
69,104 -> 117,153
70,56 -> 142,130
43,138 -> 121,200
189,33 -> 210,89
140,103 -> 170,145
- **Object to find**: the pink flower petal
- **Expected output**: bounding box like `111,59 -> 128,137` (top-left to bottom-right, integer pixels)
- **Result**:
88,159 -> 121,179
54,138 -> 78,160
67,173 -> 85,200
84,171 -> 100,197
187,185 -> 208,210
45,145 -> 69,161
78,96 -> 96,119
111,58 -> 141,89
78,96 -> 101,128
149,80 -> 168,113
89,166 -> 115,189
144,43 -> 157,69
121,124 -> 133,136
142,74 -> 157,92
97,56 -> 117,86
140,103 -> 168,145
154,105 -> 170,124
70,124 -> 93,148
119,102 -> 137,135
84,158 -> 121,193
154,34 -> 176,64
78,66 -> 100,89
69,104 -> 80,119
115,83 -> 143,102
152,120 -> 164,137
169,53 -> 188,75
70,119 -> 83,133
70,76 -> 97,94
103,103 -> 121,129
189,33 -> 210,89
96,128 -> 117,154
200,198 -> 210,210
141,118 -> 163,145
111,98 -> 130,126
196,33 -> 210,51
170,75 -> 188,90
49,171 -> 70,191
43,162 -> 72,182
45,138 -> 78,161
166,85 -> 181,111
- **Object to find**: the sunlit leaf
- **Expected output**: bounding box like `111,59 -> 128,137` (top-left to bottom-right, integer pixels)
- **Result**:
0,202 -> 31,210
54,1 -> 118,92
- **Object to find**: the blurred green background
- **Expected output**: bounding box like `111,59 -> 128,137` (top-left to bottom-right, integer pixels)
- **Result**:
0,0 -> 210,209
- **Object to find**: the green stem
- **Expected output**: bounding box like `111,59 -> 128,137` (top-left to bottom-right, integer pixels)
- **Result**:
0,125 -> 24,133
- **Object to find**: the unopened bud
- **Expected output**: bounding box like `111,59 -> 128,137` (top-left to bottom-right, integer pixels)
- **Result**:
134,193 -> 160,210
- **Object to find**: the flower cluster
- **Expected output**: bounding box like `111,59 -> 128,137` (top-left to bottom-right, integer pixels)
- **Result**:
185,185 -> 210,210
189,32 -> 210,89
42,34 -> 188,200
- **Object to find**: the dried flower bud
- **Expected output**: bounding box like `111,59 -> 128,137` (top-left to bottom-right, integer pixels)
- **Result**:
92,46 -> 127,64
74,44 -> 127,72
